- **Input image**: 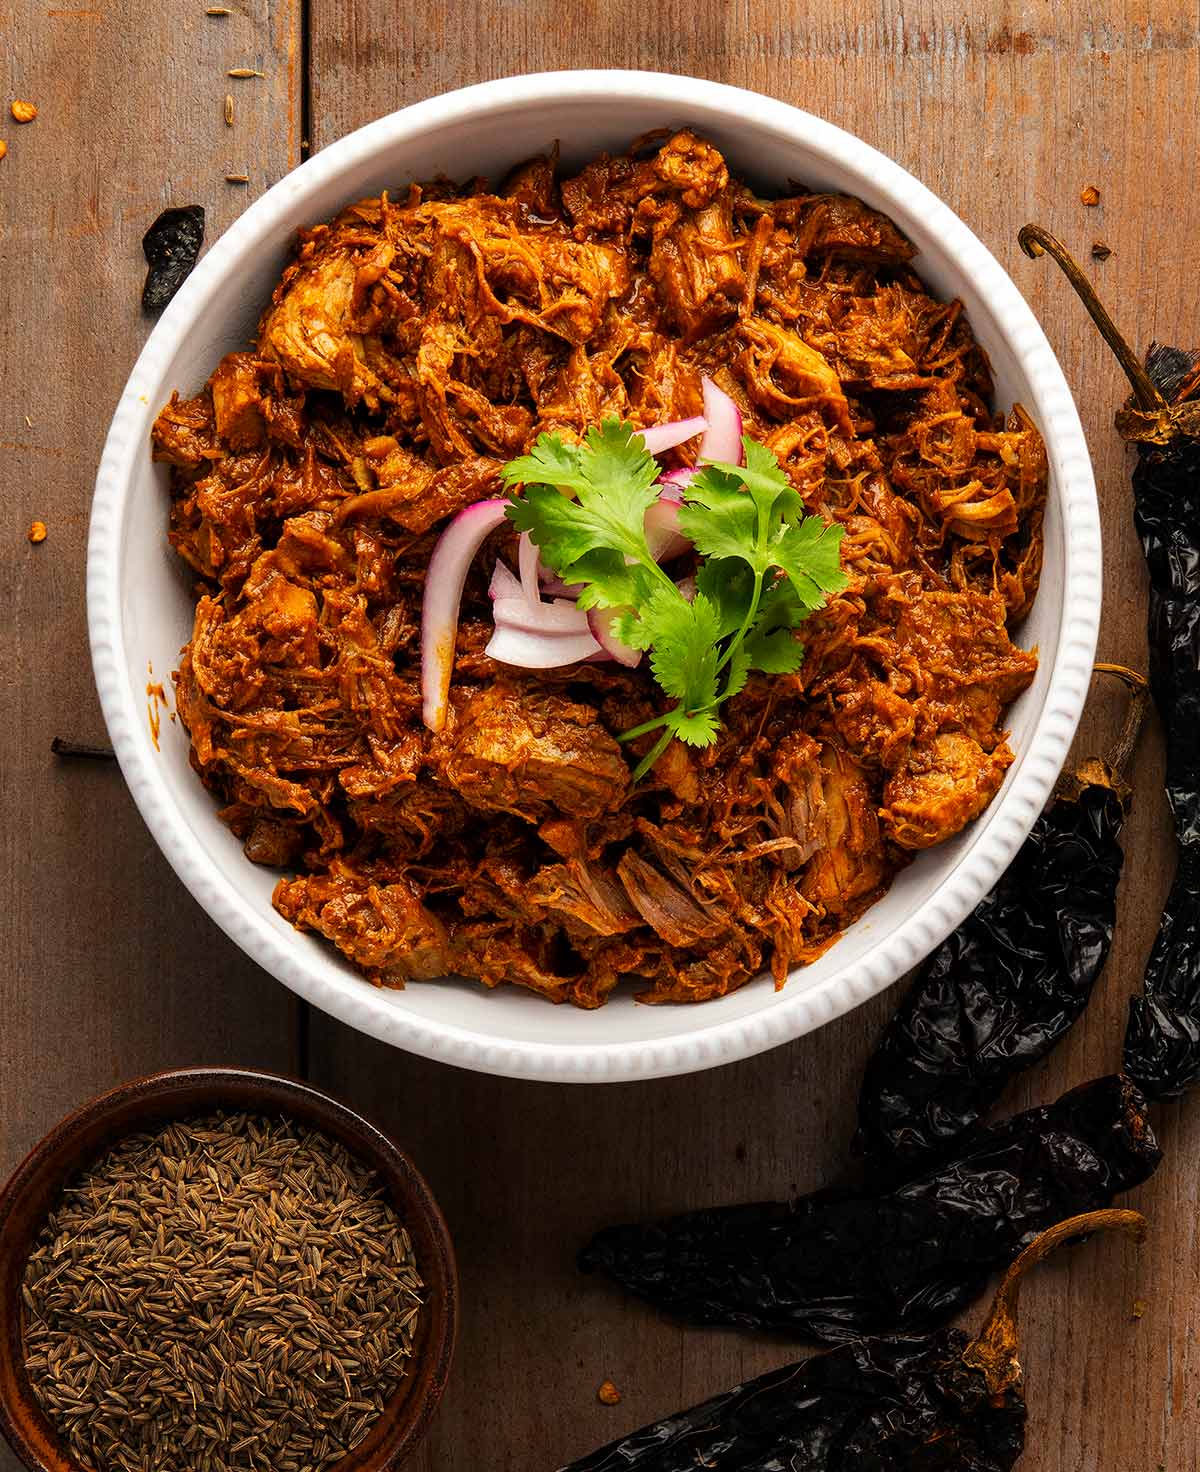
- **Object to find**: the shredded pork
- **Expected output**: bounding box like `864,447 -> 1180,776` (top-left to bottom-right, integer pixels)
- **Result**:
153,131 -> 1045,1007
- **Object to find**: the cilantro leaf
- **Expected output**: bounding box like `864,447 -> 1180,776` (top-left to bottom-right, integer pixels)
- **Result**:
504,419 -> 659,503
643,588 -> 722,713
770,517 -> 847,611
611,605 -> 655,651
721,642 -> 752,704
664,706 -> 722,747
742,624 -> 806,674
505,420 -> 665,612
501,432 -> 586,493
677,467 -> 759,565
561,551 -> 652,612
706,436 -> 802,522
753,573 -> 808,633
695,557 -> 756,638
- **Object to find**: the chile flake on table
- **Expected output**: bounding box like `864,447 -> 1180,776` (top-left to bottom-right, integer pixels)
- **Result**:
1021,225 -> 1200,1100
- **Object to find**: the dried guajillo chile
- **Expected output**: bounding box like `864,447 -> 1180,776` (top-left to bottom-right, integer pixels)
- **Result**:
142,205 -> 205,312
579,1074 -> 1158,1341
562,1209 -> 1145,1471
855,664 -> 1149,1172
1022,225 -> 1200,1099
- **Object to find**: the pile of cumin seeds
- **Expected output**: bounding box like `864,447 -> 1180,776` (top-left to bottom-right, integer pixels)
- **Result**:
20,1112 -> 423,1472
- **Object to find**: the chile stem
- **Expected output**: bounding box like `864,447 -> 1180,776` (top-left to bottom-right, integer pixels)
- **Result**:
1094,662 -> 1150,776
1018,225 -> 1168,415
963,1208 -> 1146,1397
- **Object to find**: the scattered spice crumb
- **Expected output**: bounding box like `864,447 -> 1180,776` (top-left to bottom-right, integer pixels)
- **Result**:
24,414 -> 33,429
1130,1297 -> 1147,1320
10,99 -> 37,123
1080,184 -> 1101,207
1091,239 -> 1113,261
0,141 -> 8,162
597,1380 -> 622,1406
228,67 -> 264,78
28,520 -> 47,545
225,173 -> 249,185
224,93 -> 234,126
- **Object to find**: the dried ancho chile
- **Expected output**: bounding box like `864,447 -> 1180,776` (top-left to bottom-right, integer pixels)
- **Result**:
579,1075 -> 1159,1342
142,205 -> 205,313
561,1210 -> 1145,1471
1023,225 -> 1200,1099
855,664 -> 1148,1172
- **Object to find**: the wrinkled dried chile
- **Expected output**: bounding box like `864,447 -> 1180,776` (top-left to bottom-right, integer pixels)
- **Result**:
579,1075 -> 1159,1342
1121,348 -> 1200,1095
1021,226 -> 1200,1098
142,205 -> 205,312
855,666 -> 1147,1173
562,1210 -> 1144,1472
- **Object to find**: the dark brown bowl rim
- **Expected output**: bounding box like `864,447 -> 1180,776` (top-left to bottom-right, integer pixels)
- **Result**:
0,1066 -> 458,1472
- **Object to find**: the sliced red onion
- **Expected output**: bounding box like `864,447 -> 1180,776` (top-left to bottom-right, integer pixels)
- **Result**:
644,495 -> 691,562
637,415 -> 707,457
676,574 -> 697,602
657,467 -> 696,502
422,498 -> 509,731
489,557 -> 523,602
586,607 -> 642,668
700,377 -> 744,465
492,596 -> 592,635
518,530 -> 543,605
485,624 -> 601,668
539,574 -> 586,600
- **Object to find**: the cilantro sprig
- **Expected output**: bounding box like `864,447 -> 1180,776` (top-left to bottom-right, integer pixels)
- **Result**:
502,419 -> 847,780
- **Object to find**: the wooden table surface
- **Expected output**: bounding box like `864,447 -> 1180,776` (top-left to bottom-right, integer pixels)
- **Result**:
3,3 -> 1199,1468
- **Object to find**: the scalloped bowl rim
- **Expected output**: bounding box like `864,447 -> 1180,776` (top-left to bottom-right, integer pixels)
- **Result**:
88,70 -> 1100,1082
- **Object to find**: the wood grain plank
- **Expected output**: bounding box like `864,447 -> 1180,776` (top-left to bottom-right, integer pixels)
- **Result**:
301,3 -> 1200,1469
0,6 -> 303,1463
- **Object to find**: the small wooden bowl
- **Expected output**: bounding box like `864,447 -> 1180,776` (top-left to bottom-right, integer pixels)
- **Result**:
0,1067 -> 457,1472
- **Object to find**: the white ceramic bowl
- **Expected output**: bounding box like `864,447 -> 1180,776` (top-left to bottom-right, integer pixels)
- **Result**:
89,70 -> 1100,1082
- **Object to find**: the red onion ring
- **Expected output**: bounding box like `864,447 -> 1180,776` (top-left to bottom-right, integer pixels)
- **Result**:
539,572 -> 587,599
586,606 -> 642,667
644,495 -> 691,562
657,467 -> 696,502
489,557 -> 523,601
518,529 -> 543,605
485,624 -> 602,668
422,498 -> 509,731
492,596 -> 592,635
637,415 -> 707,457
700,377 -> 744,465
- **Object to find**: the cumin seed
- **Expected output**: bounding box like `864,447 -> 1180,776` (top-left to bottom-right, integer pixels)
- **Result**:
20,1111 -> 422,1472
